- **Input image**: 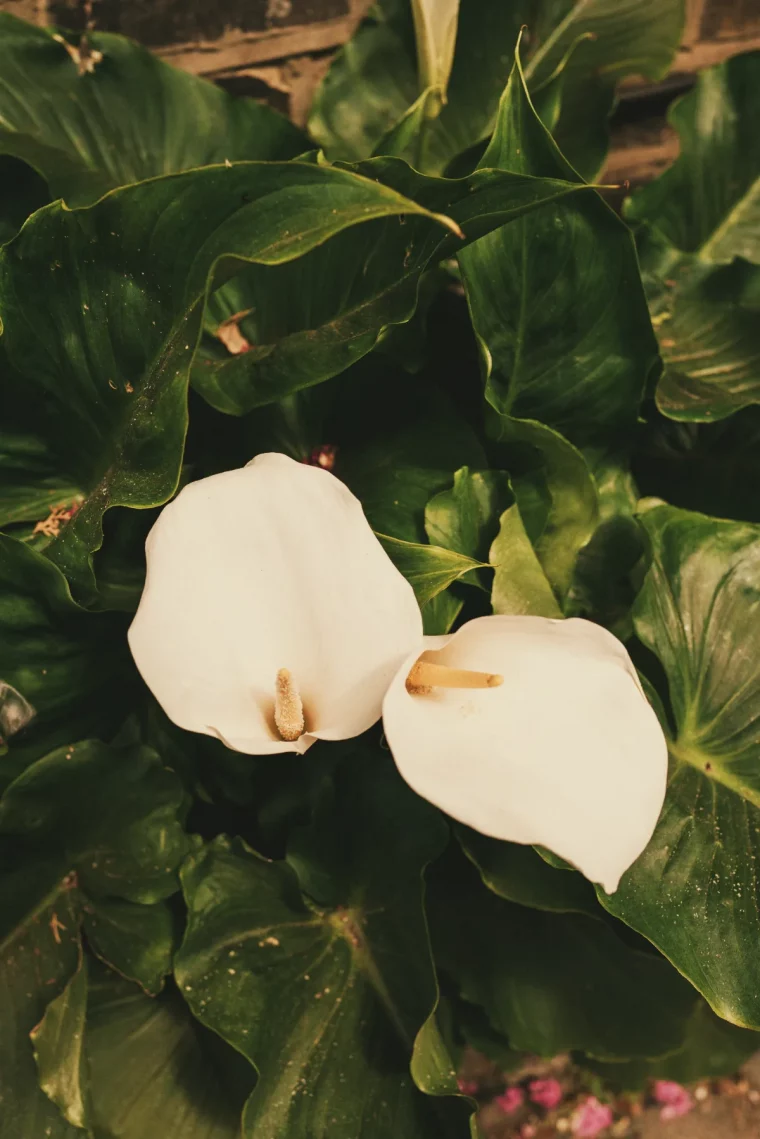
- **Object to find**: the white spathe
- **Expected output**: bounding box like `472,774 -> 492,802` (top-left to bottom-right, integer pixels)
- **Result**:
412,0 -> 460,95
128,453 -> 423,755
383,615 -> 668,893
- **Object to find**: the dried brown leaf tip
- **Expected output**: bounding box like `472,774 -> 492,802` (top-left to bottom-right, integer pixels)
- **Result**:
33,498 -> 83,539
216,310 -> 254,355
52,33 -> 103,77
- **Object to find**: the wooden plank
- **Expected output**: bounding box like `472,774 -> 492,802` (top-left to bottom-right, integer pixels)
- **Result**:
18,0 -> 374,73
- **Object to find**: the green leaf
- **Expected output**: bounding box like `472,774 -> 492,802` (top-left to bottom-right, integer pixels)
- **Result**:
86,965 -> 255,1139
0,885 -> 82,1139
489,504 -> 562,618
0,14 -> 306,206
31,951 -> 91,1130
0,535 -> 135,778
189,155 -> 584,419
0,739 -> 191,997
567,513 -> 649,637
599,504 -> 760,1028
634,407 -> 760,526
521,0 -> 685,179
457,827 -> 600,918
0,159 -> 579,605
176,753 -> 470,1138
82,898 -> 174,997
309,0 -> 418,164
647,254 -> 760,423
311,0 -> 683,177
425,467 -> 512,562
428,848 -> 696,1061
459,46 -> 658,448
582,1001 -> 760,1091
378,533 -> 485,606
0,740 -> 191,907
0,155 -> 49,245
421,589 -> 465,636
335,364 -> 487,543
626,51 -> 760,266
489,416 -> 599,606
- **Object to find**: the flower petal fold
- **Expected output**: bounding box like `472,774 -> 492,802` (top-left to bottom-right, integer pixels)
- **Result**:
382,615 -> 668,892
129,453 -> 423,754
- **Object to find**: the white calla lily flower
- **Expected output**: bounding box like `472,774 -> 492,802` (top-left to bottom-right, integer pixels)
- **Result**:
128,453 -> 423,756
382,615 -> 668,893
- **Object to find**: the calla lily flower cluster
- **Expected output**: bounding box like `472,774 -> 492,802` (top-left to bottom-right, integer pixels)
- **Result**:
129,454 -> 668,894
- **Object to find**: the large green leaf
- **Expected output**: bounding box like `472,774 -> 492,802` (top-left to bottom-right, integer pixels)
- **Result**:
188,154 -> 585,418
428,848 -> 696,1061
0,158 -> 579,605
87,966 -> 255,1139
459,47 -> 658,449
599,505 -> 760,1028
645,246 -> 760,423
626,51 -> 760,266
0,535 -> 134,779
175,753 -> 470,1139
0,885 -> 82,1139
0,14 -> 306,206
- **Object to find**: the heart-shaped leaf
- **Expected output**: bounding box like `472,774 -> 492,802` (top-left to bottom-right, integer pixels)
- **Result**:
600,504 -> 760,1028
175,752 -> 470,1139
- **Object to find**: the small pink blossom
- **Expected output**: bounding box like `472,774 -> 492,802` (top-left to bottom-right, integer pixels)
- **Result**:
529,1078 -> 563,1109
520,1126 -> 536,1139
495,1085 -> 525,1114
457,1078 -> 478,1096
571,1096 -> 614,1138
653,1080 -> 694,1121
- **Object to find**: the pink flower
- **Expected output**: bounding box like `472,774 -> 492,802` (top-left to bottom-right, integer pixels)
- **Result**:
495,1086 -> 525,1114
571,1096 -> 614,1138
653,1080 -> 694,1121
529,1078 -> 563,1109
457,1078 -> 478,1096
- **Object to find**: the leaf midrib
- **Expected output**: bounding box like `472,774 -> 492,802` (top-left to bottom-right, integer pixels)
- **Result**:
669,734 -> 760,810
